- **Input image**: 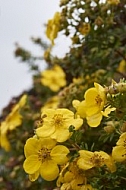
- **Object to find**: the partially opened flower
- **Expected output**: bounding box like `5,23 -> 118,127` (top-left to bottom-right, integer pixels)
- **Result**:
23,137 -> 69,181
46,12 -> 61,45
84,82 -> 106,116
36,108 -> 83,142
72,100 -> 87,119
73,83 -> 115,127
73,82 -> 106,125
41,65 -> 66,92
77,150 -> 116,172
57,159 -> 89,190
112,132 -> 126,162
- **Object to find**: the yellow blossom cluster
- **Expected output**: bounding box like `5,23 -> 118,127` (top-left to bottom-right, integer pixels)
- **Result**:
22,81 -> 126,189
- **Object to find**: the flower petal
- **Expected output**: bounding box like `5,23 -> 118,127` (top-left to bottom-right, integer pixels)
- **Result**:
76,100 -> 87,118
51,128 -> 70,142
29,170 -> 39,181
40,160 -> 59,181
24,138 -> 41,157
70,117 -> 83,130
87,112 -> 102,127
102,106 -> 116,117
112,146 -> 126,162
36,125 -> 55,138
84,88 -> 98,105
116,132 -> 126,146
77,150 -> 94,170
40,138 -> 57,149
7,112 -> 22,130
77,158 -> 93,170
0,133 -> 11,151
23,155 -> 41,174
51,145 -> 69,165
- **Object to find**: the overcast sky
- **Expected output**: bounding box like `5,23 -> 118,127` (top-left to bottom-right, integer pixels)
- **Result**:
0,0 -> 70,113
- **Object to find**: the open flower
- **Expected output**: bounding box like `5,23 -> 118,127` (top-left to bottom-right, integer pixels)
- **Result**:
0,94 -> 27,151
112,132 -> 126,162
23,137 -> 69,181
41,65 -> 66,92
77,150 -> 116,172
83,82 -> 106,116
73,83 -> 115,127
46,12 -> 61,45
36,108 -> 83,142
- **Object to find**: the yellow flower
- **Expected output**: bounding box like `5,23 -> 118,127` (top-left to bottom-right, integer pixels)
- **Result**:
78,23 -> 91,35
46,12 -> 61,45
84,83 -> 106,116
72,100 -> 87,119
36,108 -> 83,142
0,133 -> 11,151
86,106 -> 115,127
73,82 -> 106,118
73,83 -> 115,127
0,94 -> 27,151
112,132 -> 126,162
41,65 -> 66,92
77,150 -> 116,172
86,112 -> 103,127
23,137 -> 69,181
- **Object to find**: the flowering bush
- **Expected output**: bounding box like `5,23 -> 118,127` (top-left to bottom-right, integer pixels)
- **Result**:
0,0 -> 126,189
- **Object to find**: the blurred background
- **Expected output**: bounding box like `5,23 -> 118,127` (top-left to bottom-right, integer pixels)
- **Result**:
0,0 -> 70,113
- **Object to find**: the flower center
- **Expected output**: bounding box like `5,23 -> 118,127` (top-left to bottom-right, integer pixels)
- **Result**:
53,114 -> 64,127
95,95 -> 103,107
90,153 -> 104,167
51,76 -> 57,83
38,148 -> 50,162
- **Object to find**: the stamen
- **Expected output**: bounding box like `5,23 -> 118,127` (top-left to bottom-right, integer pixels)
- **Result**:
95,95 -> 102,107
52,114 -> 64,127
38,148 -> 50,162
90,153 -> 104,166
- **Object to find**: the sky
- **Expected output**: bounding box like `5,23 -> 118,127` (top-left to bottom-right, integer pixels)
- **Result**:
0,0 -> 70,114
